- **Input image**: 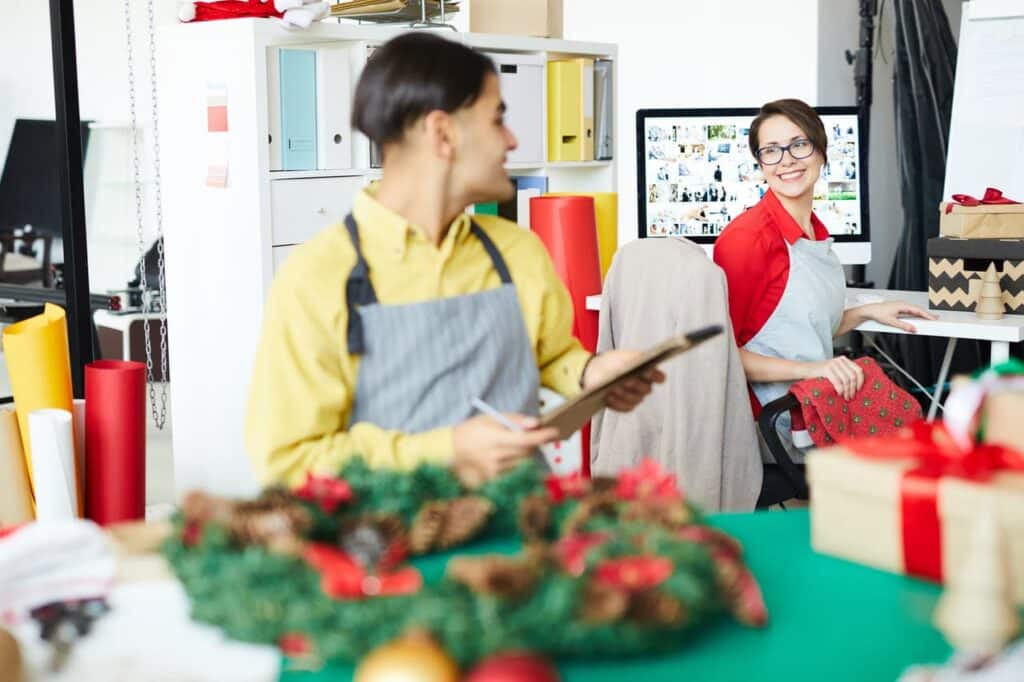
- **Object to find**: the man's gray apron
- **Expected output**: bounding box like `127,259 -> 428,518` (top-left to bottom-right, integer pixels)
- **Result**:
343,214 -> 539,432
743,236 -> 845,462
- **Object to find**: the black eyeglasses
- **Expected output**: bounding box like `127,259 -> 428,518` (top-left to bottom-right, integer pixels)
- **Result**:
755,138 -> 815,165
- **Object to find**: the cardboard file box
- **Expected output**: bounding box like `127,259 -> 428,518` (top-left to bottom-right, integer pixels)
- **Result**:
927,237 -> 1024,314
487,52 -> 544,165
470,0 -> 562,38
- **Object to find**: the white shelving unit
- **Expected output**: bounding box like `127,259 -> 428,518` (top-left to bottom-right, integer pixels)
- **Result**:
157,19 -> 617,498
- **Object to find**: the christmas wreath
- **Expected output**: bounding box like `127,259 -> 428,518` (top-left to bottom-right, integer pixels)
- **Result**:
163,458 -> 767,670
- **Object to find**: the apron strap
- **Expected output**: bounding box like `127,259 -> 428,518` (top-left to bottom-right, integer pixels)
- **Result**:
343,213 -> 377,355
469,220 -> 513,285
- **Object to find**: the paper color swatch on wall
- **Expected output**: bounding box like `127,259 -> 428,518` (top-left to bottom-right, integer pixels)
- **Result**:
206,84 -> 229,187
1,303 -> 75,494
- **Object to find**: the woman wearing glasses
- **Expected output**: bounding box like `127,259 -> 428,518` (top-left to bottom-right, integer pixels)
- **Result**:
713,99 -> 933,460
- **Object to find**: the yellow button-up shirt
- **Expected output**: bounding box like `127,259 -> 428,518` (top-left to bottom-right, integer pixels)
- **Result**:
246,189 -> 592,486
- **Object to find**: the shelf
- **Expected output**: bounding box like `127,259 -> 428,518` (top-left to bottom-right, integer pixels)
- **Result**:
546,161 -> 614,169
269,169 -> 371,180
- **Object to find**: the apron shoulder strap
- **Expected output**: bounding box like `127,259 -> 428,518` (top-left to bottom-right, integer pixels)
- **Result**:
469,220 -> 513,285
343,214 -> 378,355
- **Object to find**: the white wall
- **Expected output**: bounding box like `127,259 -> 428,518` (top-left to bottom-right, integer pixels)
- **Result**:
562,0 -> 820,245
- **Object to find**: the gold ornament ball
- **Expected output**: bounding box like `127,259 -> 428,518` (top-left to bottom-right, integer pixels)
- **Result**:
0,627 -> 23,682
354,636 -> 460,682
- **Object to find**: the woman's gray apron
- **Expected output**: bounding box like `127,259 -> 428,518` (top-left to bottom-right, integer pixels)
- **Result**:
743,236 -> 845,461
343,214 -> 539,432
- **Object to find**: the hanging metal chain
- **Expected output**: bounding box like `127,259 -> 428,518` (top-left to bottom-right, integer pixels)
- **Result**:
124,0 -> 169,429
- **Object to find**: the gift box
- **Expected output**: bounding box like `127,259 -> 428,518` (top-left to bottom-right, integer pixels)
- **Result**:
940,203 -> 1024,239
807,423 -> 1024,603
927,237 -> 1024,313
470,0 -> 562,38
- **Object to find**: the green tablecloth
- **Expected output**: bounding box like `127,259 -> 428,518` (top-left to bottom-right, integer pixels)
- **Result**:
281,510 -> 950,681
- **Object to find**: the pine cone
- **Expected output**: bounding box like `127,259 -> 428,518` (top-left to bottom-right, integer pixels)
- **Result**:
579,580 -> 629,624
181,491 -> 235,525
409,501 -> 447,555
627,589 -> 687,627
561,492 -> 620,536
228,496 -> 312,555
517,494 -> 552,542
621,499 -> 692,531
436,496 -> 494,550
340,514 -> 409,570
447,555 -> 538,599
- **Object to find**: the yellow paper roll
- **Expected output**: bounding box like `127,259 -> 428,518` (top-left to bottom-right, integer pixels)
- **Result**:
547,191 -> 618,279
0,407 -> 33,524
2,303 -> 75,497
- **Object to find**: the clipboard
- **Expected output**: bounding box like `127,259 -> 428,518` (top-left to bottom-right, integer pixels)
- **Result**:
539,324 -> 724,440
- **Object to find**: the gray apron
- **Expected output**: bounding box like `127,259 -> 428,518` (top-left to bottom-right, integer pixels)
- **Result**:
743,236 -> 845,461
344,214 -> 539,432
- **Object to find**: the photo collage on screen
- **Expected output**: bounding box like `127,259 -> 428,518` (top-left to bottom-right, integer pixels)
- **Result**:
643,113 -> 861,239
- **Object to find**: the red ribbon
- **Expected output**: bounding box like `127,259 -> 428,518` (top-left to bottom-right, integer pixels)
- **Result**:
945,187 -> 1020,213
846,421 -> 1024,581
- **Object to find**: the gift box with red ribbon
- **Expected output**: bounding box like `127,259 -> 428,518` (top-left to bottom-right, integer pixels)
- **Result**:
807,421 -> 1024,603
940,187 -> 1024,239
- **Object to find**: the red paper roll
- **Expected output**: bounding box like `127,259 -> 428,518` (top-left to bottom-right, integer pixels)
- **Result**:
85,360 -> 146,526
529,195 -> 601,352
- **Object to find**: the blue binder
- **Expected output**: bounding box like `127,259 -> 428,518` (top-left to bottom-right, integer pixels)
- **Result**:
280,49 -> 317,171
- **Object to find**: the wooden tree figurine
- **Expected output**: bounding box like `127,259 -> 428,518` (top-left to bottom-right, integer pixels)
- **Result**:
976,263 -> 1005,320
933,501 -> 1020,657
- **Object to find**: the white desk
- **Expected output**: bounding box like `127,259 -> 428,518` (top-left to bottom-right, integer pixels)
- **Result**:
585,288 -> 1024,419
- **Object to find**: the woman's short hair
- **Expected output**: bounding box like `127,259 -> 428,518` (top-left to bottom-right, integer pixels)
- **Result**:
748,99 -> 828,159
352,32 -> 496,147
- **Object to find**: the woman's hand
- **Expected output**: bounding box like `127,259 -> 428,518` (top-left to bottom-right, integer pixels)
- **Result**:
582,350 -> 666,412
861,301 -> 937,333
805,356 -> 865,400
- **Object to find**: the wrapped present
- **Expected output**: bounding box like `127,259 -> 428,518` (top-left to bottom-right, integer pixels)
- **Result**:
927,237 -> 1024,314
945,360 -> 1024,454
940,188 -> 1024,239
807,421 -> 1024,603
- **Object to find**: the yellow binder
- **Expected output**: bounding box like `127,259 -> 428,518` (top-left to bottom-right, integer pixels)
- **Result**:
547,58 -> 594,162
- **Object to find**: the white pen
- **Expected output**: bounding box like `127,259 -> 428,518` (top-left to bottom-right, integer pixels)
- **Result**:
470,397 -> 523,432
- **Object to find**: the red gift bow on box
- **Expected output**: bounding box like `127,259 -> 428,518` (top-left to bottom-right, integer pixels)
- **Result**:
945,187 -> 1021,213
847,421 -> 1024,581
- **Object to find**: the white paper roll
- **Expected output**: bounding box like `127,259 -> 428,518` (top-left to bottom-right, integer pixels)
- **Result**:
28,409 -> 78,521
0,406 -> 33,524
73,397 -> 86,515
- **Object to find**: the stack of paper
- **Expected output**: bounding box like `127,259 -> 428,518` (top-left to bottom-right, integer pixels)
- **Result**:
329,0 -> 459,20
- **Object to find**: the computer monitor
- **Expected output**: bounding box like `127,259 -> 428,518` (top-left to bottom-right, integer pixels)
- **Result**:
636,107 -> 870,264
0,118 -> 91,237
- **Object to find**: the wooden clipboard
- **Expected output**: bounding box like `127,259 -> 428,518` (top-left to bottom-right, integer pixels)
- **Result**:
539,324 -> 723,440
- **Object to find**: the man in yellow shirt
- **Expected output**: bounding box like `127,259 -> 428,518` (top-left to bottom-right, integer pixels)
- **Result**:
246,32 -> 663,487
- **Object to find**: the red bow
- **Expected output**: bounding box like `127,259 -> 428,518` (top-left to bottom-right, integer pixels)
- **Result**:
846,422 -> 1024,581
945,187 -> 1020,213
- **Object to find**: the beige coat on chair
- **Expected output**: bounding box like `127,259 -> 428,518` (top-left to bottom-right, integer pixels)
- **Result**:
590,237 -> 762,511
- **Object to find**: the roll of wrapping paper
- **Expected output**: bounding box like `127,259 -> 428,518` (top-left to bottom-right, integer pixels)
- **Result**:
72,399 -> 86,504
85,360 -> 146,525
28,409 -> 78,521
547,192 -> 618,280
1,303 -> 76,498
0,407 -> 33,524
529,195 -> 602,352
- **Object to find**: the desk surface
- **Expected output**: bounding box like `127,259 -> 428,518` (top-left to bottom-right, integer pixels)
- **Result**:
280,511 -> 951,682
586,288 -> 1024,343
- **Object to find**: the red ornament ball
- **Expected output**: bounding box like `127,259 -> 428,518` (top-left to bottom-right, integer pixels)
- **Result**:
463,651 -> 560,682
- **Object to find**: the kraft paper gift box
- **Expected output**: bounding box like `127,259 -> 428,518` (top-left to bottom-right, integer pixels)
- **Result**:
469,0 -> 562,38
927,237 -> 1024,314
806,425 -> 1024,604
940,202 -> 1024,239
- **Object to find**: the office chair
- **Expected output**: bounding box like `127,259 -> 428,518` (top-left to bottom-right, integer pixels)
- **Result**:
755,393 -> 809,509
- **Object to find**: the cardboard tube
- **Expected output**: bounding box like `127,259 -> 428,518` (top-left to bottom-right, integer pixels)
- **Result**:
0,407 -> 33,524
86,361 -> 147,525
28,409 -> 78,521
547,192 -> 618,279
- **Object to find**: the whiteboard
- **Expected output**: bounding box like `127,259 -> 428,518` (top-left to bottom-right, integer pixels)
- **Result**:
944,0 -> 1024,201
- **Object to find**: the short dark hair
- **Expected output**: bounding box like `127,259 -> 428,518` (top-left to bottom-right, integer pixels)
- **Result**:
748,98 -> 827,159
352,33 -> 496,147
